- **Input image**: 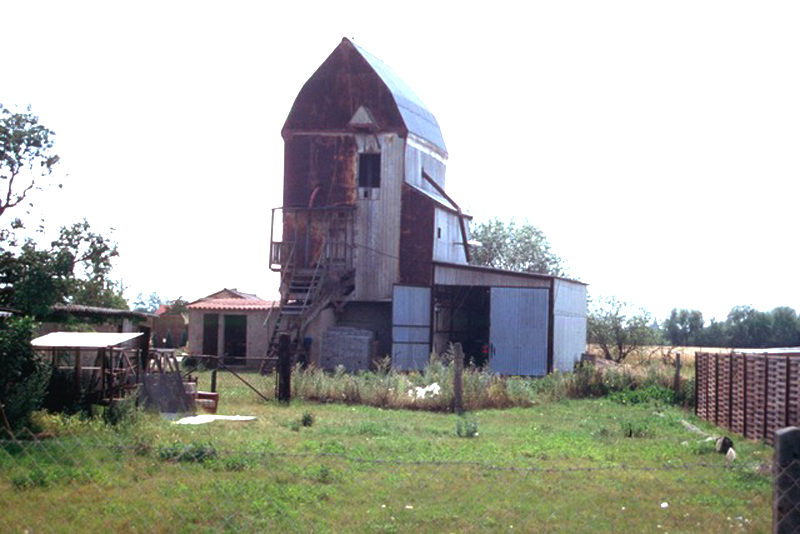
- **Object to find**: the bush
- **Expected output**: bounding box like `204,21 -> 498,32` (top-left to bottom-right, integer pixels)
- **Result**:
0,316 -> 51,431
609,385 -> 675,406
456,413 -> 479,438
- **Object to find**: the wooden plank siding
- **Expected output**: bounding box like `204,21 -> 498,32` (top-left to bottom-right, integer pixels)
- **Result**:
353,133 -> 403,301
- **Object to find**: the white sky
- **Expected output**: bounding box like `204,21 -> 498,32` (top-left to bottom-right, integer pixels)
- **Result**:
3,1 -> 799,322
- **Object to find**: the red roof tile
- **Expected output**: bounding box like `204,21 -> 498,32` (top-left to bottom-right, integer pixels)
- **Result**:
188,298 -> 277,311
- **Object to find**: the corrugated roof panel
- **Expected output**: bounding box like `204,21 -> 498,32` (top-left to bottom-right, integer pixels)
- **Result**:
32,332 -> 143,348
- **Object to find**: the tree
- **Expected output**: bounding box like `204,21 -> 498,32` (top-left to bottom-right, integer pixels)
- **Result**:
768,306 -> 799,347
726,305 -> 772,349
588,297 -> 659,362
662,308 -> 704,346
133,293 -> 188,314
0,105 -> 59,220
469,218 -> 565,276
0,220 -> 126,317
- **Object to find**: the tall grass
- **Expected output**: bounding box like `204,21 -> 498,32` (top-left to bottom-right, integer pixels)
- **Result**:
289,348 -> 693,412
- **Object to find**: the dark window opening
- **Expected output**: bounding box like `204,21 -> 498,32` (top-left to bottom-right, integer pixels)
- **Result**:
202,314 -> 219,356
437,227 -> 442,239
223,315 -> 247,365
358,153 -> 381,188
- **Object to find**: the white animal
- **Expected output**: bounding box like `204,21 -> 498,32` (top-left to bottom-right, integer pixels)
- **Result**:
725,447 -> 737,464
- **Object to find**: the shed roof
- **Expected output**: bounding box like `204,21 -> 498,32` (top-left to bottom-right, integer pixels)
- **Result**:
32,332 -> 143,349
283,38 -> 447,155
51,303 -> 154,320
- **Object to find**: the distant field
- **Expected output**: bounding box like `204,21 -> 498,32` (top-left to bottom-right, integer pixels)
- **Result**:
0,371 -> 772,533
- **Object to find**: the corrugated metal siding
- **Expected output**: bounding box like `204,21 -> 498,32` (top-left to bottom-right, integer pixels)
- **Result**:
354,133 -> 402,301
433,208 -> 466,264
404,142 -> 447,190
434,263 -> 551,288
392,286 -> 431,370
552,279 -> 587,372
489,287 -> 549,376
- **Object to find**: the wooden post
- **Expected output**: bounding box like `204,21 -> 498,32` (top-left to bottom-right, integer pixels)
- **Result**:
774,427 -> 800,533
277,333 -> 291,404
210,356 -> 218,393
673,353 -> 681,398
74,348 -> 82,398
453,343 -> 464,415
99,348 -> 107,403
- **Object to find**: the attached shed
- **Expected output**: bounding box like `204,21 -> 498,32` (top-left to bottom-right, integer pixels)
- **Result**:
392,263 -> 587,375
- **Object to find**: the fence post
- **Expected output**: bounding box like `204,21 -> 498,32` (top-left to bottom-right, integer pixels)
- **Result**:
774,426 -> 800,533
673,353 -> 681,398
277,333 -> 292,404
453,343 -> 464,415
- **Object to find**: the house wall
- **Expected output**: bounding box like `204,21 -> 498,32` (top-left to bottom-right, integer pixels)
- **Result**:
399,185 -> 435,286
188,308 -> 277,368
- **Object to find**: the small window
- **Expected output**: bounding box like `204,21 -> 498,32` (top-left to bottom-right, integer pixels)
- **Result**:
358,153 -> 381,189
437,227 -> 442,239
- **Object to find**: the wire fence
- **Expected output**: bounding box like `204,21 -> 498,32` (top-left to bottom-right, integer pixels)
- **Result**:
0,427 -> 774,533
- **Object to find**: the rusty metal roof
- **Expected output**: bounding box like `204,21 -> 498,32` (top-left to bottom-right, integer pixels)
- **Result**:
350,40 -> 447,155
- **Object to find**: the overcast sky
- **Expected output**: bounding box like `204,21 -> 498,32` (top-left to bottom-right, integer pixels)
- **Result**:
3,1 -> 799,321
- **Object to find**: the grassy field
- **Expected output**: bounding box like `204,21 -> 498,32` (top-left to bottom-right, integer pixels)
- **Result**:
0,371 -> 773,533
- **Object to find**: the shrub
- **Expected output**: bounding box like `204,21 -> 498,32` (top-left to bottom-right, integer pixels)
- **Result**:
0,316 -> 51,431
456,413 -> 479,438
301,412 -> 315,427
609,385 -> 675,406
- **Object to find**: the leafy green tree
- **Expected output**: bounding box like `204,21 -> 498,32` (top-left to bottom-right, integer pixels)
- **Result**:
727,305 -> 773,348
662,308 -> 704,346
133,293 -> 188,314
768,306 -> 799,347
0,105 -> 59,221
693,319 -> 730,348
469,218 -> 565,276
588,297 -> 659,362
0,220 -> 126,317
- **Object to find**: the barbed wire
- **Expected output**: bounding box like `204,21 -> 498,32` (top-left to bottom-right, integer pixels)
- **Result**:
0,435 -> 771,475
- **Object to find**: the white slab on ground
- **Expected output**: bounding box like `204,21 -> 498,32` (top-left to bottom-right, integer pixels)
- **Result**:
173,415 -> 256,425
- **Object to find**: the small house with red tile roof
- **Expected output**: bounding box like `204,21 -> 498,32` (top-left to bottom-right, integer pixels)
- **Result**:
187,289 -> 278,368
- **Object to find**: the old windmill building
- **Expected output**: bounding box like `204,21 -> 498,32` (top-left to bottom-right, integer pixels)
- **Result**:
269,38 -> 587,375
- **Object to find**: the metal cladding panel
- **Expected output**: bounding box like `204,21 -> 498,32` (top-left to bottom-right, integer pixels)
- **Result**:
433,208 -> 467,264
552,279 -> 587,372
489,287 -> 549,376
404,143 -> 447,190
434,264 -> 551,288
392,286 -> 431,371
